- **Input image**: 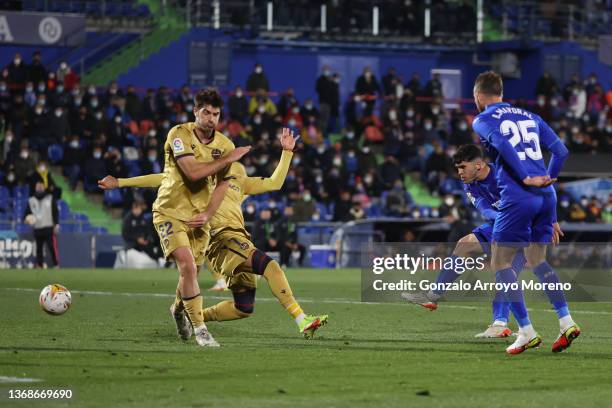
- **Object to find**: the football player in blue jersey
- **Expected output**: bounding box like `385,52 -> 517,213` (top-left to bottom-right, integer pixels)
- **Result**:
471,71 -> 579,355
403,144 -> 563,339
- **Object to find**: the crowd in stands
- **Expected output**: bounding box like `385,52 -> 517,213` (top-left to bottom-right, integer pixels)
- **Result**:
1,53 -> 611,231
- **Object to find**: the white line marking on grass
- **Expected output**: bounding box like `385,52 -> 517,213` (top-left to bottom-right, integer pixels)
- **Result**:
0,376 -> 42,383
4,287 -> 612,315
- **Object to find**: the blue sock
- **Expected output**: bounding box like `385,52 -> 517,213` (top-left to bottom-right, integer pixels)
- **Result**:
496,267 -> 531,327
433,255 -> 461,295
492,290 -> 509,323
533,261 -> 569,319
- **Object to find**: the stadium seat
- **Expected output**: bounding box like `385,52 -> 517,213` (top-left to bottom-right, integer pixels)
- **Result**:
48,144 -> 64,164
12,185 -> 30,199
104,188 -> 124,206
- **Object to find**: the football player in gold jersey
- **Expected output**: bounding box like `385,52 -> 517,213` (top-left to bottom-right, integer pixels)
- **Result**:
100,128 -> 328,339
101,88 -> 250,347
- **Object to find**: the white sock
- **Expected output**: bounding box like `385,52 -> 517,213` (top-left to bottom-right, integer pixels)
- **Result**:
194,324 -> 207,332
294,313 -> 306,325
519,324 -> 536,339
493,320 -> 507,327
559,315 -> 575,332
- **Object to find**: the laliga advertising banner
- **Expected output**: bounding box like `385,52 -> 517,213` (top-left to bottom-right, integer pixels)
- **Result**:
0,11 -> 85,46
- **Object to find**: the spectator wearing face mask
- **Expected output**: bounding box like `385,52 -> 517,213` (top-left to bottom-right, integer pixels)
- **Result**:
49,82 -> 70,108
83,147 -> 107,193
246,63 -> 269,93
355,67 -> 380,115
48,106 -> 71,144
141,148 -> 162,175
333,190 -> 354,222
284,103 -> 304,130
29,160 -> 61,199
292,189 -> 316,222
24,182 -> 60,268
124,85 -> 142,121
1,130 -> 17,161
385,179 -> 413,216
107,114 -> 128,147
62,136 -> 85,189
6,53 -> 27,87
277,206 -> 306,268
13,145 -> 37,184
28,52 -> 47,85
248,88 -> 277,116
228,85 -> 249,124
243,202 -> 257,223
23,81 -> 37,107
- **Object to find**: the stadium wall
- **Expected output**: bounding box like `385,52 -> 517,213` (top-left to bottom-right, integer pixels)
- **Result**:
116,28 -> 610,102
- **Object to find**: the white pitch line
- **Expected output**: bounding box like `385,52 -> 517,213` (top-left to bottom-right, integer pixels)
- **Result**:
4,287 -> 612,315
0,376 -> 42,383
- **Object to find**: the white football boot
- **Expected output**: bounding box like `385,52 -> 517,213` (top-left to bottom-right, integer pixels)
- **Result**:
194,325 -> 220,347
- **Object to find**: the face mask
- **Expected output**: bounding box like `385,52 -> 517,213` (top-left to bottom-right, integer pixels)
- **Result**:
348,151 -> 355,158
57,86 -> 64,93
95,112 -> 103,120
60,63 -> 67,70
38,165 -> 47,172
364,72 -> 372,79
38,98 -> 46,106
459,122 -> 467,131
14,59 -> 21,65
304,194 -> 312,202
292,107 -> 300,114
333,158 -> 342,167
346,132 -> 354,139
163,122 -> 170,129
179,115 -> 188,122
254,117 -> 262,125
315,176 -> 323,183
5,135 -> 13,143
288,119 -> 296,127
257,105 -> 265,114
74,98 -> 82,106
0,85 -> 6,92
364,176 -> 373,184
71,89 -> 79,96
537,98 -> 546,107
114,116 -> 122,124
424,123 -> 433,131
93,152 -> 102,159
148,155 -> 156,162
268,202 -> 276,209
236,91 -> 243,98
444,197 -> 454,206
55,110 -> 62,117
573,89 -> 579,95
148,130 -> 157,137
88,87 -> 96,95
305,103 -> 313,110
109,88 -> 117,95
35,107 -> 43,115
389,111 -> 397,121
293,157 -> 301,165
26,86 -> 33,93
7,173 -> 15,183
246,206 -> 255,214
431,107 -> 440,115
580,199 -> 588,207
323,70 -> 331,77
186,104 -> 194,111
255,67 -> 262,74
70,141 -> 79,148
36,84 -> 45,93
334,77 -> 340,84
406,110 -> 414,117
20,151 -> 29,159
605,126 -> 612,133
571,127 -> 579,134
91,100 -> 98,108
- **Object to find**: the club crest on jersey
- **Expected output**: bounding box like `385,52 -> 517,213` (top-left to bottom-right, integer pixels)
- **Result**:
173,138 -> 185,153
211,149 -> 222,159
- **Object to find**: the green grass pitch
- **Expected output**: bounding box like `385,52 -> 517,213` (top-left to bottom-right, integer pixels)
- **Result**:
1,268 -> 611,407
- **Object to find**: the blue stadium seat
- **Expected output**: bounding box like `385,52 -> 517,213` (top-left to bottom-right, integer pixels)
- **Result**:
57,200 -> 71,220
12,185 -> 30,199
48,144 -> 64,164
104,188 -> 124,206
124,160 -> 141,178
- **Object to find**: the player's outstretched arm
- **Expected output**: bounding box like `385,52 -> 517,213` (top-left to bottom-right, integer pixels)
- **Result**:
538,117 -> 569,181
101,173 -> 165,190
177,146 -> 251,182
243,128 -> 297,195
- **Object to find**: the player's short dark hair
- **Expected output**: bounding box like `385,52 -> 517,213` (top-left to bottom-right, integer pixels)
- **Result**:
474,71 -> 503,96
453,144 -> 484,165
194,88 -> 223,109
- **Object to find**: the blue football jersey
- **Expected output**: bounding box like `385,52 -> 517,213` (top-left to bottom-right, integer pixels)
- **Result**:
472,102 -> 569,201
463,163 -> 500,221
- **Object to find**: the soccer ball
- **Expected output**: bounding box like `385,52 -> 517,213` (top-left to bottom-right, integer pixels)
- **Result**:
39,284 -> 72,315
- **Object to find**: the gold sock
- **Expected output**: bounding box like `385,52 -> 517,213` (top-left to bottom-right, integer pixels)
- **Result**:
203,300 -> 250,322
173,288 -> 184,313
263,261 -> 304,319
182,294 -> 204,328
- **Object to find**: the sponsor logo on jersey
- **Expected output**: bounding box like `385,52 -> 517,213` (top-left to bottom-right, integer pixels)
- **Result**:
173,138 -> 185,153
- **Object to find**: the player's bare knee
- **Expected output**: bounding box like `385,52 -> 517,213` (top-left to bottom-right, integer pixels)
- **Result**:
453,234 -> 479,257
